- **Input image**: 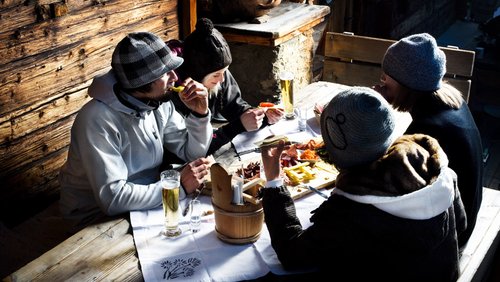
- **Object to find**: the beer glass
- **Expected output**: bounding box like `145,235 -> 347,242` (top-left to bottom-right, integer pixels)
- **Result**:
279,71 -> 295,119
160,170 -> 182,237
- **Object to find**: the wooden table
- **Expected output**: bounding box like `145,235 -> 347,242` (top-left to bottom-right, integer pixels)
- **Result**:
6,82 -> 500,281
214,2 -> 330,47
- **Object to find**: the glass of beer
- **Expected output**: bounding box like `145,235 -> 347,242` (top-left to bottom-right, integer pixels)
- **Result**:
160,170 -> 182,237
279,71 -> 295,119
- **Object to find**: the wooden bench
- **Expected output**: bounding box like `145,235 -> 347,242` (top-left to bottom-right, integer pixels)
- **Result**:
322,32 -> 476,102
459,187 -> 500,281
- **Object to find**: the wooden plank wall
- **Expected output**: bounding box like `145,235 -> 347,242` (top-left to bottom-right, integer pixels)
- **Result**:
329,0 -> 457,39
0,0 -> 180,227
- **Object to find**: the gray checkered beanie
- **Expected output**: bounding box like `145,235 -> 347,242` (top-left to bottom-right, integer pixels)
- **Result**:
382,33 -> 446,92
180,18 -> 232,82
111,32 -> 183,89
320,87 -> 396,169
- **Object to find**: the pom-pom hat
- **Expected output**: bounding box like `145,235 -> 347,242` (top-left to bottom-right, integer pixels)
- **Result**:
320,87 -> 396,169
180,18 -> 232,81
111,32 -> 183,89
382,33 -> 446,92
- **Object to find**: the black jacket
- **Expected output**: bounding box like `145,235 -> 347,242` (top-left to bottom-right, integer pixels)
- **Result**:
171,70 -> 268,155
407,94 -> 483,247
262,134 -> 466,281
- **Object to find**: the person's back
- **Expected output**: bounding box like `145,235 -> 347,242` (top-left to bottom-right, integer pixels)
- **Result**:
408,90 -> 483,246
375,33 -> 483,246
259,87 -> 465,281
304,136 -> 463,281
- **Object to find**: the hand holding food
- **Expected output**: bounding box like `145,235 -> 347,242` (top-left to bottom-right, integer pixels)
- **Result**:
240,108 -> 265,132
260,138 -> 286,182
177,78 -> 208,116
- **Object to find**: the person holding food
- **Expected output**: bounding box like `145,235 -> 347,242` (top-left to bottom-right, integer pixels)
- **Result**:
168,18 -> 284,156
59,32 -> 213,225
260,87 -> 466,281
373,33 -> 483,247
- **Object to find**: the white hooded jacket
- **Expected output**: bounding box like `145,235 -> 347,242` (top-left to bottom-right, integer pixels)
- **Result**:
59,71 -> 212,221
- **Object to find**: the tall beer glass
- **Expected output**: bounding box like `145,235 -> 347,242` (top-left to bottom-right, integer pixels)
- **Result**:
279,71 -> 295,119
160,170 -> 182,237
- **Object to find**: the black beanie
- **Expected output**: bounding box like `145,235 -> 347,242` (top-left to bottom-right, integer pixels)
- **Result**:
180,18 -> 232,82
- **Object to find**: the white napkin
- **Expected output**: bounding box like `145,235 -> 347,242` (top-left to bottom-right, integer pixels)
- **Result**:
232,126 -> 273,154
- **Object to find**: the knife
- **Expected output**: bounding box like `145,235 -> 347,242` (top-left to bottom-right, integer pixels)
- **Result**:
235,140 -> 303,157
235,147 -> 261,157
307,186 -> 329,199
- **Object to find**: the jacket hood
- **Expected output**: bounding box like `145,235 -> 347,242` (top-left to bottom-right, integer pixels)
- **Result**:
87,70 -> 157,116
334,134 -> 456,220
334,166 -> 455,220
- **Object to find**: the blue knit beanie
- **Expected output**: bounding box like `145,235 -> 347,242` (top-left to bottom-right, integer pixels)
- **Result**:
382,33 -> 446,92
320,87 -> 396,169
112,32 -> 184,89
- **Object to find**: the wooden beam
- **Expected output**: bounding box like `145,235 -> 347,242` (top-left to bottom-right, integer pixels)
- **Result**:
180,0 -> 197,39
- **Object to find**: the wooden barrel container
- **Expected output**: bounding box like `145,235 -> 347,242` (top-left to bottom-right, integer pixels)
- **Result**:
211,164 -> 264,244
212,203 -> 264,243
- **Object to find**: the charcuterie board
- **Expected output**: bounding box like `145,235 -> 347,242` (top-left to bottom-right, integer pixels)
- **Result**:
207,153 -> 337,201
280,159 -> 337,200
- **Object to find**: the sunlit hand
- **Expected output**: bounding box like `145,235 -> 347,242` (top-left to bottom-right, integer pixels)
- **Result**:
264,108 -> 284,124
179,78 -> 209,116
240,108 -> 266,131
180,157 -> 212,194
260,140 -> 285,181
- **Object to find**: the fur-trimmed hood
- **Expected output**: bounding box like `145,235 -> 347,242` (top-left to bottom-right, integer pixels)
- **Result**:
333,134 -> 456,220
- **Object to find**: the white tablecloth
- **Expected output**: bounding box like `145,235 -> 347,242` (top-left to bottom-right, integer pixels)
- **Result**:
130,192 -> 326,281
232,111 -> 321,155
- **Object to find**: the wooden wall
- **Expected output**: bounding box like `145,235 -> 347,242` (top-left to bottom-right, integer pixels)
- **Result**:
330,0 -> 458,39
0,0 -> 180,227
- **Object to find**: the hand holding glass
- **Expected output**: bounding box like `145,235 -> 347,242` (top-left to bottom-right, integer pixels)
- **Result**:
161,170 -> 182,237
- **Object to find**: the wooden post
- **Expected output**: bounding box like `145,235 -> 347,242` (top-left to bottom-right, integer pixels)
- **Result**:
180,0 -> 197,39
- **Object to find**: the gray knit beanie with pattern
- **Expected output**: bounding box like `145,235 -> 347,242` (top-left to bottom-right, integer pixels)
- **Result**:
320,87 -> 396,169
112,32 -> 183,89
382,33 -> 446,92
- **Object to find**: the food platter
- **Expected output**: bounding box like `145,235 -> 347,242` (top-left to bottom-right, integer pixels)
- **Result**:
229,137 -> 338,200
203,137 -> 338,201
284,159 -> 337,200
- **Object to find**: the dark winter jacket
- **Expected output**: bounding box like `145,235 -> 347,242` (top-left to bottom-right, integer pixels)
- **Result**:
171,70 -> 263,155
407,93 -> 483,247
262,134 -> 466,281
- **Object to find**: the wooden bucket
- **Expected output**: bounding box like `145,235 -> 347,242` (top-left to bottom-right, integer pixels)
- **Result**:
211,163 -> 264,244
